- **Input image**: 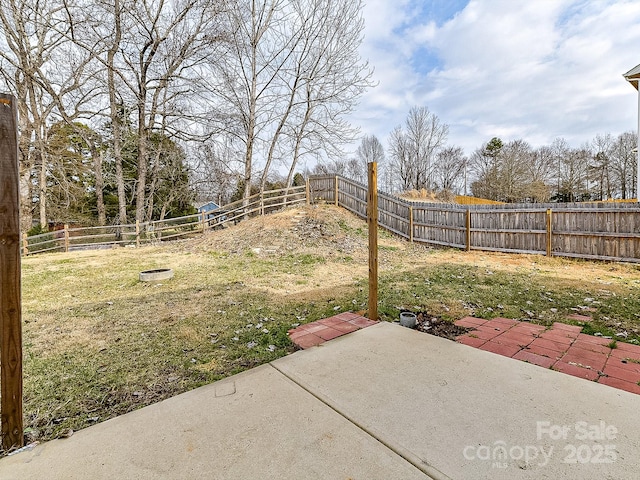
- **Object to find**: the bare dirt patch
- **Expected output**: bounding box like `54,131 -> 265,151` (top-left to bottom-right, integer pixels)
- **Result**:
414,312 -> 471,340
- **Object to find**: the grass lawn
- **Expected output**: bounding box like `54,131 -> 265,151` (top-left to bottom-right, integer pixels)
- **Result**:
11,204 -> 640,448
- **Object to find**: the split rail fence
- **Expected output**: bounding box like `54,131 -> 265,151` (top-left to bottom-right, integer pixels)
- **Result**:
308,175 -> 640,263
22,185 -> 307,255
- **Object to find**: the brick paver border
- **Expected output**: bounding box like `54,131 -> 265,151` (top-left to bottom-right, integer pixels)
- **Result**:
455,316 -> 640,395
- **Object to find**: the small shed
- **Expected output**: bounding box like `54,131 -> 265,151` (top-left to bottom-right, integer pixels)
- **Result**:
196,201 -> 225,222
196,201 -> 221,215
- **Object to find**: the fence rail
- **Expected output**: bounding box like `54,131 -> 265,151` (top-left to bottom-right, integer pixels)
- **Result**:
22,185 -> 307,256
308,174 -> 640,263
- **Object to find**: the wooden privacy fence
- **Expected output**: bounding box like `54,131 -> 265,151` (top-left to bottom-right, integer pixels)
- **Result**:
22,185 -> 307,255
308,175 -> 640,263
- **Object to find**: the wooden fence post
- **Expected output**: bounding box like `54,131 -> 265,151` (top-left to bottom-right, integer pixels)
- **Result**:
367,163 -> 378,321
22,236 -> 28,256
409,206 -> 414,243
334,175 -> 339,206
64,224 -> 70,252
135,220 -> 140,248
0,93 -> 24,450
305,178 -> 310,205
466,209 -> 471,252
200,211 -> 206,233
546,209 -> 552,257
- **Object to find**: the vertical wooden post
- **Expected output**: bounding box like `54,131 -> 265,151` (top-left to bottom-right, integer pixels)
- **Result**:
546,209 -> 553,257
367,163 -> 378,321
0,93 -> 24,450
408,206 -> 414,243
465,209 -> 471,252
64,224 -> 70,252
200,211 -> 206,233
22,236 -> 28,256
305,178 -> 310,205
334,175 -> 339,206
260,193 -> 264,216
135,220 -> 140,248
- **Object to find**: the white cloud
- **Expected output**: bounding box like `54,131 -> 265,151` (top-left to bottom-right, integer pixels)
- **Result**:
352,0 -> 640,155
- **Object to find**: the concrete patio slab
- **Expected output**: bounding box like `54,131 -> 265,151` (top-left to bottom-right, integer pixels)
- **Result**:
272,323 -> 640,480
0,364 -> 428,480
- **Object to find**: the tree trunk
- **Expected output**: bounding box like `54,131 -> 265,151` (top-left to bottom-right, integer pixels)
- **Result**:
145,148 -> 163,222
135,114 -> 148,224
94,148 -> 106,225
38,150 -> 46,227
16,95 -> 33,232
107,0 -> 126,224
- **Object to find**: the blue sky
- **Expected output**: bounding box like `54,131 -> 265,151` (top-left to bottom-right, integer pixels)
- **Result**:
352,0 -> 640,156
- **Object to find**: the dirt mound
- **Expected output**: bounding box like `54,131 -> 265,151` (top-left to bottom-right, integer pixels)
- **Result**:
184,204 -> 412,260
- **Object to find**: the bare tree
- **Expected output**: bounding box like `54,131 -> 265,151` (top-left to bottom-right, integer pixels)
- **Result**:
469,137 -> 502,200
494,140 -> 530,202
353,134 -> 385,182
558,146 -> 590,202
610,131 -> 637,199
387,125 -> 411,191
312,158 -> 352,177
589,133 -> 614,200
208,0 -> 289,206
0,0 -> 64,228
433,146 -> 466,193
525,145 -> 555,202
105,0 -> 127,223
208,0 -> 371,200
65,0 -> 222,223
283,0 -> 372,187
191,142 -> 241,205
470,138 -> 533,202
388,106 -> 448,191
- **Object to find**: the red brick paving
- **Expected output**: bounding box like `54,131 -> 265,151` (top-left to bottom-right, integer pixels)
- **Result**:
454,316 -> 640,396
470,326 -> 504,340
513,350 -> 556,368
288,313 -> 378,349
484,318 -> 519,329
576,333 -> 611,346
560,352 -> 607,372
552,361 -> 600,381
479,341 -> 522,358
498,330 -> 539,344
526,344 -> 564,361
603,364 -> 640,384
597,376 -> 640,395
610,348 -> 640,361
552,322 -> 583,333
456,335 -> 487,348
292,333 -> 325,349
528,337 -> 568,353
456,316 -> 487,327
538,330 -> 578,344
571,340 -> 610,355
